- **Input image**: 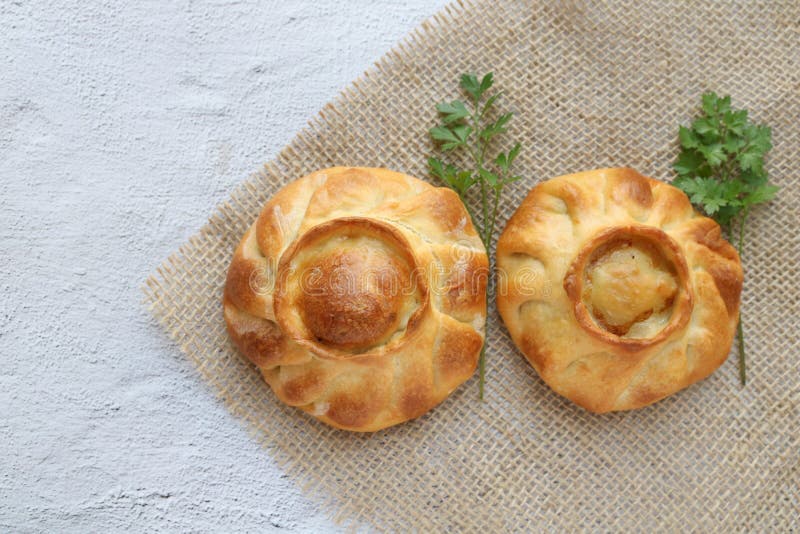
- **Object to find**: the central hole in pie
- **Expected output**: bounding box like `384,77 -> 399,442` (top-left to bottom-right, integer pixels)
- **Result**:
297,235 -> 415,349
582,237 -> 678,338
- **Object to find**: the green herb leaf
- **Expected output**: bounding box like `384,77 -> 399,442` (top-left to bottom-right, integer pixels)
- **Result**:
679,126 -> 699,149
673,91 -> 779,386
494,151 -> 507,171
481,92 -> 502,117
436,100 -> 470,124
459,73 -> 481,101
673,150 -> 705,177
429,125 -> 459,144
429,72 -> 522,400
479,72 -> 494,95
479,112 -> 513,141
742,183 -> 779,206
479,168 -> 499,187
699,143 -> 726,167
430,124 -> 472,151
507,142 -> 521,166
693,117 -> 719,140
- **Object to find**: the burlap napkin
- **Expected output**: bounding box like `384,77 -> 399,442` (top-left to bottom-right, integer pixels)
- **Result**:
144,0 -> 799,530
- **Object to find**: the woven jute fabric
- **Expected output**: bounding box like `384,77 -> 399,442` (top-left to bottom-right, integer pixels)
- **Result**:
144,0 -> 799,530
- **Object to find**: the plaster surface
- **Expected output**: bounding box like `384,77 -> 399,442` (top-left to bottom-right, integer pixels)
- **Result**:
1,1 -> 447,531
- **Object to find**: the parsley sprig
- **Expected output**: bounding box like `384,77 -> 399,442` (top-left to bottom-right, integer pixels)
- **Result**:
673,92 -> 779,386
428,72 -> 522,399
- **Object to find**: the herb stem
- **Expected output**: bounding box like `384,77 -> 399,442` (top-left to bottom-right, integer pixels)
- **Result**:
736,209 -> 748,386
472,100 -> 496,400
459,193 -> 482,238
489,189 -> 501,245
737,210 -> 748,263
474,181 -> 506,400
478,179 -> 488,242
473,118 -> 490,246
457,184 -> 491,399
429,72 -> 520,400
737,314 -> 746,386
674,92 -> 776,389
475,154 -> 490,399
478,342 -> 486,400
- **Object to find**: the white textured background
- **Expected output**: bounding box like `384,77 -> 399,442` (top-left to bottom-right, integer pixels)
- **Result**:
1,1 -> 448,531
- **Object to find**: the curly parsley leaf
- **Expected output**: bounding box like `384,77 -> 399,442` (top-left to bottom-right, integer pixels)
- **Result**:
673,91 -> 779,386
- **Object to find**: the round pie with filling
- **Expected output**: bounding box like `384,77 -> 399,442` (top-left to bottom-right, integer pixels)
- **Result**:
496,168 -> 743,412
223,167 -> 487,431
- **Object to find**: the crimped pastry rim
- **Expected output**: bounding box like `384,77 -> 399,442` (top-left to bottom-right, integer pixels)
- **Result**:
223,167 -> 488,431
495,167 -> 743,413
563,224 -> 694,351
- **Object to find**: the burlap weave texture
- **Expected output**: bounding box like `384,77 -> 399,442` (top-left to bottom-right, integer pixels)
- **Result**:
145,0 -> 799,530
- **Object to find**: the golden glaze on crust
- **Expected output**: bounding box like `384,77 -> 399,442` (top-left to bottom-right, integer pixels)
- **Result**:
496,168 -> 742,412
224,167 -> 487,431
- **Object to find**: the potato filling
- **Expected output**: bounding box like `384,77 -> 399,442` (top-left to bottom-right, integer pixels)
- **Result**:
583,241 -> 678,337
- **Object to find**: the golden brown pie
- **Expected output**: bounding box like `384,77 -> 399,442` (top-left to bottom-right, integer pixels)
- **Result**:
496,168 -> 743,412
224,167 -> 487,431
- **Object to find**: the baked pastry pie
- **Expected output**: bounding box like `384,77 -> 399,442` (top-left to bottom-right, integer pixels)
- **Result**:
496,168 -> 743,412
224,167 -> 487,431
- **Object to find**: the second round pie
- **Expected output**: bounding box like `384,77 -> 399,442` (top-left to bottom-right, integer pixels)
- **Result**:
497,168 -> 743,412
